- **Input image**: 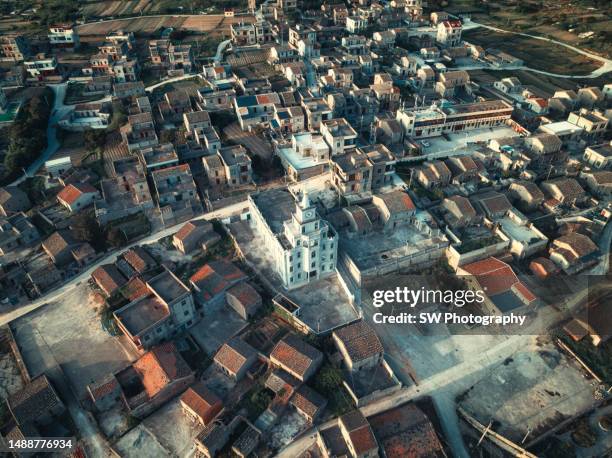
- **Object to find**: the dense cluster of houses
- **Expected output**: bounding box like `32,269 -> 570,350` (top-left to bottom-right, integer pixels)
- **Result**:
0,0 -> 610,456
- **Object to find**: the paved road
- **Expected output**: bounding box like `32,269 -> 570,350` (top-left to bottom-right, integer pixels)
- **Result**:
145,73 -> 203,92
462,20 -> 612,78
278,281 -> 594,458
0,199 -> 249,328
214,39 -> 232,65
10,84 -> 70,186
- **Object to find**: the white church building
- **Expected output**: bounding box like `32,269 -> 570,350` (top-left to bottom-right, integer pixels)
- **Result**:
248,188 -> 338,290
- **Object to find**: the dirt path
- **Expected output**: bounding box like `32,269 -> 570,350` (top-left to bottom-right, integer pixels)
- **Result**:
463,21 -> 612,78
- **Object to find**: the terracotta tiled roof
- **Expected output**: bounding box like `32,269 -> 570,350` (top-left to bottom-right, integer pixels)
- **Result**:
334,321 -> 383,363
122,276 -> 148,301
544,178 -> 585,199
43,230 -> 76,257
460,257 -> 535,303
88,375 -> 119,401
133,342 -> 192,398
374,191 -> 415,214
174,220 -> 212,242
475,192 -> 512,215
290,385 -> 327,419
208,260 -> 246,282
340,410 -> 378,455
57,183 -> 98,205
553,233 -> 598,259
270,334 -> 322,380
122,246 -> 156,273
8,375 -> 62,425
91,264 -> 127,296
444,196 -> 476,218
213,337 -> 257,375
190,261 -> 246,301
226,282 -> 261,308
180,381 -> 222,424
369,403 -> 445,458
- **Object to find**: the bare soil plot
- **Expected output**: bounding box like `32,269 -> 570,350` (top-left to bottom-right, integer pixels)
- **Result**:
114,423 -> 171,458
447,0 -> 611,57
76,14 -> 254,37
143,397 -> 200,457
11,282 -> 140,400
459,338 -> 600,444
81,0 -> 153,17
463,29 -> 601,75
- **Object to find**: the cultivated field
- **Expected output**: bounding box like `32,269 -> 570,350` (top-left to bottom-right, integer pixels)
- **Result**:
81,0 -> 163,18
463,29 -> 601,75
445,0 -> 611,58
76,14 -> 254,37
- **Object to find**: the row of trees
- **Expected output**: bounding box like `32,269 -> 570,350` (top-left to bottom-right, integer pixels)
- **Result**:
2,89 -> 54,183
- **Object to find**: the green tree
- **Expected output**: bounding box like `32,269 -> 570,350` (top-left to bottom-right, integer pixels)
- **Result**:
84,130 -> 106,152
72,211 -> 106,251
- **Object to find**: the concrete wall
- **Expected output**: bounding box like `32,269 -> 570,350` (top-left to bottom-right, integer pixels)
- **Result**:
447,239 -> 511,270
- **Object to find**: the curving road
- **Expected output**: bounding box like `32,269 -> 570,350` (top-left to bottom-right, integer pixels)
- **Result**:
10,83 -> 70,186
462,20 -> 612,78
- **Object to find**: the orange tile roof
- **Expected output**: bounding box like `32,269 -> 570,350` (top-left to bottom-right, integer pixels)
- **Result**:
460,257 -> 536,302
180,382 -> 222,425
122,246 -> 155,273
213,337 -> 257,375
270,334 -> 322,380
57,183 -> 98,205
91,264 -> 127,296
89,376 -> 119,401
133,342 -> 192,398
227,282 -> 261,307
122,276 -> 148,301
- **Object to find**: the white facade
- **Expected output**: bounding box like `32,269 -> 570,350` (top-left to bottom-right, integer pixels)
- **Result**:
48,24 -> 80,48
249,191 -> 338,290
436,20 -> 462,48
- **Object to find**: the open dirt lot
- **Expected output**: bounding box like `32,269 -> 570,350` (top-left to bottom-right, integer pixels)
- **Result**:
459,338 -> 600,444
463,29 -> 601,75
143,397 -> 200,457
446,0 -> 611,57
114,423 -> 171,457
11,282 -> 139,400
81,0 -> 156,17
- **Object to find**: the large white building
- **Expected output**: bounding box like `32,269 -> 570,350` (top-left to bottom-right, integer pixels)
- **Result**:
436,20 -> 462,48
48,23 -> 80,49
249,189 -> 338,290
396,100 -> 513,138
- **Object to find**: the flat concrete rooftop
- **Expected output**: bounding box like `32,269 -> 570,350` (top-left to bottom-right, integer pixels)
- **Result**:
148,269 -> 189,304
251,188 -> 295,235
286,274 -> 360,334
340,225 -> 442,271
115,295 -> 169,336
